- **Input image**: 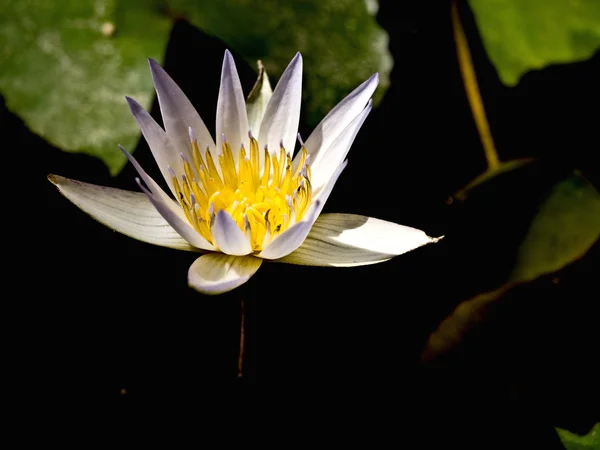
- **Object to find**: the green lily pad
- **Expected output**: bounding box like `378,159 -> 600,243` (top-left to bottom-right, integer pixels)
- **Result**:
0,0 -> 391,175
168,0 -> 391,125
557,423 -> 600,450
0,0 -> 171,175
510,172 -> 600,283
423,171 -> 600,361
468,0 -> 600,85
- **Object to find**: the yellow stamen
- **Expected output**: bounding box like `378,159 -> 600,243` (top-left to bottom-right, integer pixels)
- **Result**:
170,138 -> 313,252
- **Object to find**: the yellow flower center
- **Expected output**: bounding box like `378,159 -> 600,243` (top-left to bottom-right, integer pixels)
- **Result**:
171,133 -> 312,252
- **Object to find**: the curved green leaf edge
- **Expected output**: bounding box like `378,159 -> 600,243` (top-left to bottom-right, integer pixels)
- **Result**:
0,0 -> 391,175
557,423 -> 600,450
468,0 -> 600,86
423,171 -> 600,361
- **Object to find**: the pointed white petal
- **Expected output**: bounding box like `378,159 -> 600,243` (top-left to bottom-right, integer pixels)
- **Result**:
120,146 -> 215,251
125,96 -> 181,197
313,158 -> 348,206
258,159 -> 348,260
258,52 -> 302,156
135,179 -> 215,251
298,73 -> 378,168
310,100 -> 372,190
48,175 -> 196,252
188,253 -> 263,295
148,59 -> 215,162
276,213 -> 442,266
216,50 -> 249,162
118,145 -> 171,204
246,60 -> 273,136
211,209 -> 252,256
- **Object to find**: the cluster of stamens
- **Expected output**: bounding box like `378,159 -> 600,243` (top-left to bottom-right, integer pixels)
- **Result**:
171,130 -> 313,252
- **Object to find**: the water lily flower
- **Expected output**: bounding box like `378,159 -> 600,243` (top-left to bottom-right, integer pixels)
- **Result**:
49,50 -> 442,295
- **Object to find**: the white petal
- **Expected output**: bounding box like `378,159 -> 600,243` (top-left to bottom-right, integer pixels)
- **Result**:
276,213 -> 442,266
310,100 -> 372,190
118,145 -> 171,203
135,178 -> 215,251
246,60 -> 273,136
258,160 -> 348,260
313,158 -> 348,206
188,253 -> 263,295
148,59 -> 215,161
258,52 -> 302,156
211,209 -> 252,256
257,200 -> 321,260
120,147 -> 215,251
216,50 -> 249,162
298,73 -> 378,168
48,175 -> 196,252
125,96 -> 181,198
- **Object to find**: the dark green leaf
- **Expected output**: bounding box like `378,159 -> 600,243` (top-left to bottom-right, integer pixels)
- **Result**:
423,170 -> 600,361
168,0 -> 391,124
557,423 -> 600,450
1,0 -> 390,174
0,0 -> 171,174
510,172 -> 600,283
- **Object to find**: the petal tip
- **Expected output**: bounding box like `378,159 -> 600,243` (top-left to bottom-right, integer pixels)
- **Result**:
47,174 -> 61,186
429,235 -> 445,244
292,52 -> 303,67
223,49 -> 235,68
125,96 -> 142,112
148,58 -> 167,80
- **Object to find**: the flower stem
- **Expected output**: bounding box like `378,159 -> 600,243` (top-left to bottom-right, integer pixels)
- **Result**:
451,0 -> 500,170
237,298 -> 245,378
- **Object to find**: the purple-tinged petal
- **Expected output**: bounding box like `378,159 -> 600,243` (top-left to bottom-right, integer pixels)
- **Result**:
148,58 -> 215,159
298,73 -> 378,169
211,209 -> 252,256
309,100 -> 372,190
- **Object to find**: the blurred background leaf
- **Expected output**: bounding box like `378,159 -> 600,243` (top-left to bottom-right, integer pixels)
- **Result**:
422,169 -> 600,361
0,0 -> 171,175
0,0 -> 391,175
168,0 -> 391,125
556,423 -> 600,450
468,0 -> 600,86
510,172 -> 600,282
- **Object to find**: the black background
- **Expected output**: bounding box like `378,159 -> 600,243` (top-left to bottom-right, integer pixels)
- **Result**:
5,0 -> 599,445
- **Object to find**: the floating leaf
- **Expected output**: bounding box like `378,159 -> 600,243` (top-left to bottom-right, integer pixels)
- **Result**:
510,172 -> 600,282
557,423 -> 600,450
468,0 -> 600,85
422,283 -> 512,362
0,0 -> 171,174
163,0 -> 391,124
423,171 -> 600,361
0,0 -> 391,174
